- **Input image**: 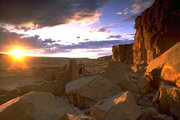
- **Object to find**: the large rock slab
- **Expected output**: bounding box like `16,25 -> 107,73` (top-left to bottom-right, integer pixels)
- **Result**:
91,91 -> 141,120
103,62 -> 150,94
145,42 -> 180,87
65,75 -> 121,108
133,0 -> 180,65
0,91 -> 66,120
158,84 -> 180,119
112,43 -> 133,64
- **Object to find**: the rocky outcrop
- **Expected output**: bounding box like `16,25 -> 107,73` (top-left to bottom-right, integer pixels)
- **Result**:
158,84 -> 180,118
103,62 -> 150,94
91,91 -> 141,120
65,75 -> 121,108
145,42 -> 180,87
133,0 -> 180,65
112,43 -> 133,64
98,55 -> 112,62
0,92 -> 67,120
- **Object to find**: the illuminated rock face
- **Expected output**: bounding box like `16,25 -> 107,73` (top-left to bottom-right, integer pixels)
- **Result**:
145,42 -> 180,87
91,91 -> 141,120
133,0 -> 180,65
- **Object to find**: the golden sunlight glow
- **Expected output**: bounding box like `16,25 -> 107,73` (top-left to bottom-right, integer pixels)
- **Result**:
9,47 -> 26,59
10,49 -> 25,58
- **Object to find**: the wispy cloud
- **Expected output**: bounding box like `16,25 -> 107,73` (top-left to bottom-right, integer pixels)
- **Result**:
117,8 -> 129,15
131,0 -> 154,14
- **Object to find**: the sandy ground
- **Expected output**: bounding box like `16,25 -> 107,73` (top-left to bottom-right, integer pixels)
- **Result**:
0,76 -> 42,90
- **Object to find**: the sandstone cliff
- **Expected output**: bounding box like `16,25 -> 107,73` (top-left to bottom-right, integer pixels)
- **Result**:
112,43 -> 133,64
133,0 -> 180,65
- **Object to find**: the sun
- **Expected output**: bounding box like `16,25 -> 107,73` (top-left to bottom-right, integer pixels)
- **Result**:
11,49 -> 25,58
9,47 -> 26,59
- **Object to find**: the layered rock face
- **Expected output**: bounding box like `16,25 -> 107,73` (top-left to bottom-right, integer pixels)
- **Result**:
112,43 -> 133,64
133,0 -> 180,65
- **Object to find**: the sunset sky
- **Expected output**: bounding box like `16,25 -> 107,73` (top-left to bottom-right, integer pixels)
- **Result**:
0,0 -> 154,58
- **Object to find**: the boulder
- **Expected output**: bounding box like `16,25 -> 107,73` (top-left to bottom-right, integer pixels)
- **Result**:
65,75 -> 121,108
112,43 -> 133,64
0,91 -> 66,120
145,42 -> 180,87
158,84 -> 180,118
133,0 -> 180,65
91,91 -> 141,120
103,62 -> 150,94
139,107 -> 173,120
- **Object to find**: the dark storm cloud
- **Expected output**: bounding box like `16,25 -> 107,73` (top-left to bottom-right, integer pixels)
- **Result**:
0,0 -> 108,28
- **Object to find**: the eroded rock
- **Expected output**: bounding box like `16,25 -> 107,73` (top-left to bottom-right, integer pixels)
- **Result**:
91,91 -> 141,120
145,42 -> 180,87
65,75 -> 121,108
112,43 -> 133,64
133,0 -> 180,65
158,84 -> 180,118
103,62 -> 150,94
0,91 -> 66,120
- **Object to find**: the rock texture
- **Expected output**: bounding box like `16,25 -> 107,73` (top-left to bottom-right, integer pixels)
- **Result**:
112,43 -> 133,64
158,84 -> 180,118
65,75 -> 121,108
145,42 -> 180,87
91,91 -> 141,120
133,0 -> 180,65
103,62 -> 150,94
0,92 -> 66,120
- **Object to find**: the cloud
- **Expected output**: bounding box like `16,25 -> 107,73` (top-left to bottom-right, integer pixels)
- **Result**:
107,35 -> 121,39
97,27 -> 110,32
57,40 -> 134,50
0,0 -> 108,28
131,0 -> 154,14
117,8 -> 129,15
123,14 -> 138,21
0,27 -> 134,55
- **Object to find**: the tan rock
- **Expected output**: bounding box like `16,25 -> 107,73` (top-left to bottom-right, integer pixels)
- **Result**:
103,62 -> 150,94
158,84 -> 180,118
0,91 -> 66,120
65,75 -> 121,108
145,42 -> 180,87
91,91 -> 141,120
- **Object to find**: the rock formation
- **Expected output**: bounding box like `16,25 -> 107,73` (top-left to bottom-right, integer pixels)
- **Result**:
91,91 -> 141,120
145,42 -> 180,87
103,62 -> 150,94
133,0 -> 180,65
0,92 -> 67,120
65,75 -> 121,108
158,84 -> 180,118
112,43 -> 133,64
